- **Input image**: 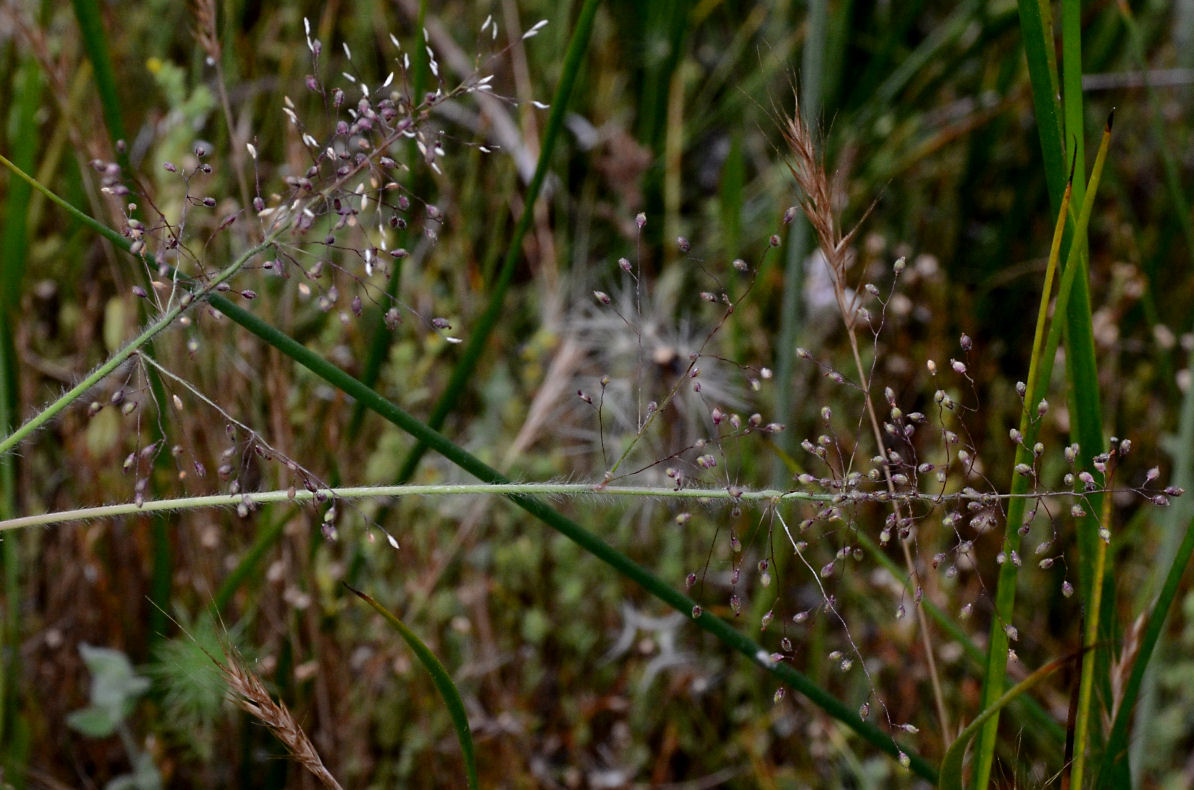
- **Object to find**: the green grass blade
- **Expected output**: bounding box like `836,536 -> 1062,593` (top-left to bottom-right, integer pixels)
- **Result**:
394,0 -> 600,482
1056,5 -> 1115,779
70,0 -> 129,170
973,0 -> 1099,781
971,169 -> 1072,790
1071,491 -> 1111,788
1015,0 -> 1066,208
940,650 -> 1083,790
0,50 -> 43,780
972,110 -> 1113,786
1061,0 -> 1085,203
347,585 -> 478,790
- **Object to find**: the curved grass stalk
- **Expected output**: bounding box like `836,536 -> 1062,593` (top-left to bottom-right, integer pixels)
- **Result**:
1070,485 -> 1114,788
347,585 -> 478,790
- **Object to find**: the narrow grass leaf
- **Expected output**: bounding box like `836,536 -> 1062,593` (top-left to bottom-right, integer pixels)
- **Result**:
0,52 -> 43,775
974,110 -> 1112,786
1052,118 -> 1114,790
70,0 -> 130,172
940,650 -> 1085,790
1015,0 -> 1066,208
346,584 -> 478,790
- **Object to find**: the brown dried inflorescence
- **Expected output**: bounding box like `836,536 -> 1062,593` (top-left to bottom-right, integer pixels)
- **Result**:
780,94 -> 866,333
213,647 -> 344,790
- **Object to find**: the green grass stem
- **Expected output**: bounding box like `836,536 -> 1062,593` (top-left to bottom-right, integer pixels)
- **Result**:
1071,485 -> 1113,788
0,49 -> 43,780
972,110 -> 1112,786
1,483 -> 1100,534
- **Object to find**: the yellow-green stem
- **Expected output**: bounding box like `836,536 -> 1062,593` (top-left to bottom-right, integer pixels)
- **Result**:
1071,490 -> 1113,788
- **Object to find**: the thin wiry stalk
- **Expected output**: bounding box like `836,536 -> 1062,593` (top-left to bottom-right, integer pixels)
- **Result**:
781,94 -> 951,742
1071,481 -> 1114,788
0,483 -> 1105,533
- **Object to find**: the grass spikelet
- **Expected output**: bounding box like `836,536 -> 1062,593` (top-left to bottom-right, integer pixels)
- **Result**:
213,647 -> 344,790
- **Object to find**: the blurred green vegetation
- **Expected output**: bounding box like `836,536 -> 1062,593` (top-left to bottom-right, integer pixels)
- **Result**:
1,0 -> 1193,787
